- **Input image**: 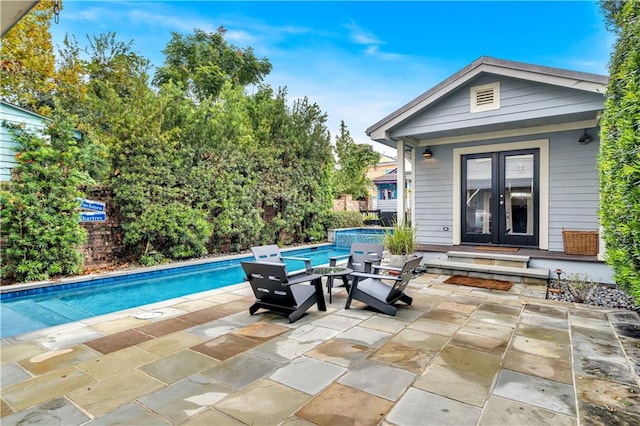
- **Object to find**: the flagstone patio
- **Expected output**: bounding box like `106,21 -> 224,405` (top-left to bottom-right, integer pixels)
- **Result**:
1,272 -> 639,425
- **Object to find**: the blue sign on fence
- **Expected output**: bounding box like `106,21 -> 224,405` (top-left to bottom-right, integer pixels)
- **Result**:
80,212 -> 107,222
77,198 -> 105,212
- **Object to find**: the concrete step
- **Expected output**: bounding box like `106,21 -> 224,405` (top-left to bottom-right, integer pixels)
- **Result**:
445,251 -> 530,269
424,257 -> 549,286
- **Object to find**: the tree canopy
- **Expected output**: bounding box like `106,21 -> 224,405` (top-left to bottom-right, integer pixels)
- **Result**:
153,27 -> 272,101
1,18 -> 346,278
333,120 -> 380,200
0,0 -> 57,115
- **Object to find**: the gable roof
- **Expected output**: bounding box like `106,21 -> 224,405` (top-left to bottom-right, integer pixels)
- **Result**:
0,100 -> 50,122
366,56 -> 608,142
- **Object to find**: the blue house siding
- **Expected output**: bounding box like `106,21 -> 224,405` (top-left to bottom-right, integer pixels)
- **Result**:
547,130 -> 600,251
392,75 -> 604,139
413,129 -> 601,251
369,57 -> 607,256
414,147 -> 454,245
0,102 -> 48,181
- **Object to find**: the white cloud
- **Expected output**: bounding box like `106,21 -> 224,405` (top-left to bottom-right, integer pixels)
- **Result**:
345,19 -> 382,45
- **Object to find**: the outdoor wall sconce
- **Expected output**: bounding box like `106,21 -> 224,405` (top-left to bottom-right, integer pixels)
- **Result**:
578,129 -> 592,145
422,147 -> 433,159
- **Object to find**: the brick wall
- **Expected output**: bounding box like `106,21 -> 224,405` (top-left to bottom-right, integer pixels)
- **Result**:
80,187 -> 124,270
332,195 -> 367,212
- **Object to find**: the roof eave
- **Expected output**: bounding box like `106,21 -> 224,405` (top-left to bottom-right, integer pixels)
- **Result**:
366,56 -> 608,140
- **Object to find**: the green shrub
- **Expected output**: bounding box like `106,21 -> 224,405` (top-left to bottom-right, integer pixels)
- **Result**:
325,210 -> 364,229
1,117 -> 87,282
122,203 -> 212,260
599,0 -> 640,303
384,221 -> 416,255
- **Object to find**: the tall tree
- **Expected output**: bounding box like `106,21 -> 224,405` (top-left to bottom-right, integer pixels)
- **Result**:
599,0 -> 640,302
0,114 -> 88,281
153,27 -> 272,101
333,120 -> 380,199
0,0 -> 57,115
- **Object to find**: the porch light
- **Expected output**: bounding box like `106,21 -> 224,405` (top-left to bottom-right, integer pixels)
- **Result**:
422,147 -> 433,159
578,129 -> 592,145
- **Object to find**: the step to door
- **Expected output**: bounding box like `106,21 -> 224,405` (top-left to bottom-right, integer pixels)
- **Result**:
446,251 -> 530,269
424,258 -> 549,286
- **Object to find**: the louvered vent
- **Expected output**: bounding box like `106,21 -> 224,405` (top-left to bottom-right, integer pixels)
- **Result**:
475,88 -> 494,105
470,82 -> 500,112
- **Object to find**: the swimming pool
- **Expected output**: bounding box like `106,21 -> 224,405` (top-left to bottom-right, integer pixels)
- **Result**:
0,245 -> 349,339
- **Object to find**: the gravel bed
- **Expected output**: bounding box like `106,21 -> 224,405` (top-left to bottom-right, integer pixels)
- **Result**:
546,280 -> 640,313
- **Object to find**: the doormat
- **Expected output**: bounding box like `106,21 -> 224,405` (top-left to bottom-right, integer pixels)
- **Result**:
444,275 -> 513,291
473,246 -> 519,253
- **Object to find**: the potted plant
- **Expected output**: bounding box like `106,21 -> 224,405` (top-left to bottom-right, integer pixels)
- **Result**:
384,221 -> 416,266
363,212 -> 381,226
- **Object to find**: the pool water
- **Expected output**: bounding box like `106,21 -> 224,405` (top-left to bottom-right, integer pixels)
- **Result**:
334,227 -> 387,248
0,245 -> 349,339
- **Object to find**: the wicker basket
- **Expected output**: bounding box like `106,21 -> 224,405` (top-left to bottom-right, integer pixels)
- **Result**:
562,229 -> 598,255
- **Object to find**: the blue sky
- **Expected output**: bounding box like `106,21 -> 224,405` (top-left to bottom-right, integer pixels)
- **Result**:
50,1 -> 613,156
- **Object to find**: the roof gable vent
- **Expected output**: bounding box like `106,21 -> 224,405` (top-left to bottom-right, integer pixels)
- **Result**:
470,82 -> 500,113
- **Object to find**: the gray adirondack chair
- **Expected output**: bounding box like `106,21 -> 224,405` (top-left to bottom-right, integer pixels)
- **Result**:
241,261 -> 323,323
327,243 -> 384,302
251,245 -> 312,273
345,255 -> 423,316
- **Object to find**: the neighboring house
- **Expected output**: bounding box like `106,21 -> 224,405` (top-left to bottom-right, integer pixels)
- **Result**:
366,154 -> 399,213
366,155 -> 413,225
0,100 -> 50,181
367,57 -> 607,259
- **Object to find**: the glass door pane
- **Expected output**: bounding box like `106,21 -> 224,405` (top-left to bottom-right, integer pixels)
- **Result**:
465,157 -> 493,237
503,154 -> 534,237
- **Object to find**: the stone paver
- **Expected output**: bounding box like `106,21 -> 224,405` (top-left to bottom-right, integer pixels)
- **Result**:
304,338 -> 373,367
296,382 -> 393,425
2,367 -> 94,411
270,356 -> 347,395
493,369 -> 577,416
137,374 -> 233,424
415,363 -> 493,407
18,345 -> 99,375
1,397 -> 91,426
201,353 -> 280,389
480,395 -> 576,426
76,346 -> 159,380
214,379 -> 311,425
66,369 -> 163,417
89,403 -> 170,425
139,349 -> 217,384
0,363 -> 31,387
337,359 -> 415,400
387,387 -> 482,425
1,271 -> 639,425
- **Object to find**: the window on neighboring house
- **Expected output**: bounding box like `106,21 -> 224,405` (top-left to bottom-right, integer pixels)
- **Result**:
378,183 -> 396,200
470,82 -> 500,113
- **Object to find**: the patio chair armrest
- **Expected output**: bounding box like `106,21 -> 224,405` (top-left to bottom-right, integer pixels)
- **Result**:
287,273 -> 323,285
350,271 -> 401,281
281,256 -> 312,271
363,258 -> 382,273
254,260 -> 287,267
329,254 -> 350,266
371,264 -> 402,273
